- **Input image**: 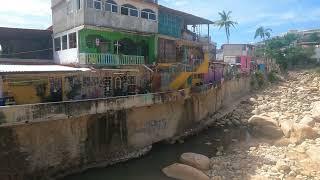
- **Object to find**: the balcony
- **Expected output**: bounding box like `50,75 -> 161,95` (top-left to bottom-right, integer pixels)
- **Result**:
79,53 -> 145,66
181,30 -> 212,44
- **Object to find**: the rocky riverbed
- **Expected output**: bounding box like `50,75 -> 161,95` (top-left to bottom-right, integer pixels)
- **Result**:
163,69 -> 320,180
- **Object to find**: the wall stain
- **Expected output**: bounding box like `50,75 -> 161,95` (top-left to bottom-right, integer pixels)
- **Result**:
176,97 -> 196,134
0,127 -> 30,180
84,110 -> 128,164
0,112 -> 6,125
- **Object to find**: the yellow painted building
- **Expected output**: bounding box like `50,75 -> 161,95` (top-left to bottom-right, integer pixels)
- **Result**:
0,65 -> 146,105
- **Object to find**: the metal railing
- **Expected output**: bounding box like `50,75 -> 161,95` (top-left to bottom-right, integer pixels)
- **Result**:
120,55 -> 145,65
79,53 -> 145,65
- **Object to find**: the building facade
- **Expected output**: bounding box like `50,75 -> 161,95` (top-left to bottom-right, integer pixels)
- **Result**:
222,44 -> 253,74
51,0 -> 217,93
52,0 -> 158,66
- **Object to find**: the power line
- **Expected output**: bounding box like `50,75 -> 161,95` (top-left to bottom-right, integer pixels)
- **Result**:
0,48 -> 53,56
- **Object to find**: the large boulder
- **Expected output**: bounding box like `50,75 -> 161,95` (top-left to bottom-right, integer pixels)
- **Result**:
248,115 -> 279,127
180,153 -> 210,170
249,115 -> 283,139
251,125 -> 284,139
290,124 -> 319,144
306,146 -> 320,162
299,115 -> 316,127
162,163 -> 210,180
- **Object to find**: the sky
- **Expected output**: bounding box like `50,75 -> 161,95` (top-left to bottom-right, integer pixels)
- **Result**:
0,0 -> 319,47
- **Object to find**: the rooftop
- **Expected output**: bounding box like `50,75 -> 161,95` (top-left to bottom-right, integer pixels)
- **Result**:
0,65 -> 90,74
159,5 -> 214,25
0,27 -> 52,40
222,44 -> 255,48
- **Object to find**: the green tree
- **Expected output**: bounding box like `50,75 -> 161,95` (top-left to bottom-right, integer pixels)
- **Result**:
255,33 -> 315,71
254,26 -> 272,41
214,11 -> 238,44
308,32 -> 320,43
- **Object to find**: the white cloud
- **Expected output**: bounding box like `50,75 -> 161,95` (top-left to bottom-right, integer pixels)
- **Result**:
0,0 -> 51,16
0,0 -> 51,29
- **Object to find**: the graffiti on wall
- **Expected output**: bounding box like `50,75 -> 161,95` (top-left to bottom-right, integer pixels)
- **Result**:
136,119 -> 168,136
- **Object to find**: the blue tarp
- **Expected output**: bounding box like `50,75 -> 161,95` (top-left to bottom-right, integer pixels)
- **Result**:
258,64 -> 266,72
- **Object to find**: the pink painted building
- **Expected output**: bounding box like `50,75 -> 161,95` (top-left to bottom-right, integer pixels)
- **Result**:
240,55 -> 251,73
221,44 -> 254,74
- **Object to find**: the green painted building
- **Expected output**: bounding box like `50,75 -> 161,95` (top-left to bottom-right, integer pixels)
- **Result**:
78,27 -> 158,65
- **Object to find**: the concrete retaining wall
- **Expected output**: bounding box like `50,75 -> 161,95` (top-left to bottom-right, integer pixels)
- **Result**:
0,77 -> 250,180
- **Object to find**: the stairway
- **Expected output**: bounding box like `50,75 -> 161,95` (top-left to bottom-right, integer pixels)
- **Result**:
169,72 -> 192,90
169,54 -> 210,90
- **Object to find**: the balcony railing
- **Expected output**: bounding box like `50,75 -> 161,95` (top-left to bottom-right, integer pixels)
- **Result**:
79,53 -> 145,66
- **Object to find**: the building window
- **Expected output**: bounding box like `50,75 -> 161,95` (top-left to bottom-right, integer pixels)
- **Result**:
87,0 -> 93,8
94,0 -> 101,10
121,4 -> 138,17
115,77 -> 122,89
69,32 -> 77,49
236,57 -> 241,64
62,35 -> 68,50
141,9 -> 156,20
54,37 -> 61,51
128,76 -> 136,85
76,0 -> 81,10
105,0 -> 118,13
128,76 -> 136,94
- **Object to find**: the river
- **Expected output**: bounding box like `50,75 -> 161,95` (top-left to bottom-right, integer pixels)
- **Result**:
62,126 -> 250,180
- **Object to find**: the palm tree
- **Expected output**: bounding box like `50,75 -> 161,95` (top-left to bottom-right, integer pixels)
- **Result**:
214,11 -> 238,44
254,26 -> 272,41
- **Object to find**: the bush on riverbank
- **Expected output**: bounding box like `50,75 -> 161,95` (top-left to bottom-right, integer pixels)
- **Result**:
267,71 -> 280,83
250,71 -> 266,89
251,70 -> 283,89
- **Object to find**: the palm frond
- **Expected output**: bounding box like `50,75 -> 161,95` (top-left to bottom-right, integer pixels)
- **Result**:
215,10 -> 238,44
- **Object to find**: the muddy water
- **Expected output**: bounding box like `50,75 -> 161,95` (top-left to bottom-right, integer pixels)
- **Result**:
62,127 -> 250,180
